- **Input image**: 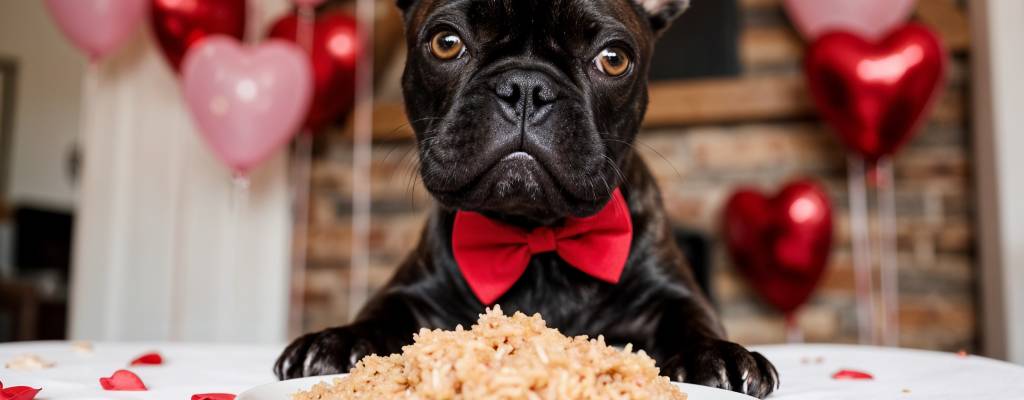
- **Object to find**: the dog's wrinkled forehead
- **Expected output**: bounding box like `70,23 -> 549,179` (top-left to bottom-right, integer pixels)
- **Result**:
401,0 -> 687,36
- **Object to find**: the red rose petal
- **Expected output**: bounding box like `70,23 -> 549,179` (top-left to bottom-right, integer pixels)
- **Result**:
1,386 -> 42,400
832,369 -> 874,380
99,370 -> 148,391
129,352 -> 164,366
191,394 -> 236,400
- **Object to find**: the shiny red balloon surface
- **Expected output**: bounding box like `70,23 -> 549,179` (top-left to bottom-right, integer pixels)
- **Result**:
268,12 -> 358,132
723,180 -> 833,315
151,0 -> 247,72
805,24 -> 947,163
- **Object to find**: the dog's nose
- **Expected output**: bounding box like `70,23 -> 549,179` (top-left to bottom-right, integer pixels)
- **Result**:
494,70 -> 557,123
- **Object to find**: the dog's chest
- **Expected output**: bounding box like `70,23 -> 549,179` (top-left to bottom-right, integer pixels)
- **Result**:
487,253 -> 659,348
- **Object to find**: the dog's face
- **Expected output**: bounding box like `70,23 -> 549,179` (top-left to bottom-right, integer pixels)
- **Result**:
400,0 -> 688,223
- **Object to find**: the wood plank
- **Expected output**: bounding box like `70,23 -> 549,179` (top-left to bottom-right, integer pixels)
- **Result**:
739,0 -> 780,9
915,0 -> 970,51
644,75 -> 814,127
368,102 -> 412,140
740,27 -> 803,69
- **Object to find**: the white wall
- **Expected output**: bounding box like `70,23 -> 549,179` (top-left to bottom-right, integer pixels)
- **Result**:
0,0 -> 84,209
67,0 -> 295,344
970,0 -> 1024,363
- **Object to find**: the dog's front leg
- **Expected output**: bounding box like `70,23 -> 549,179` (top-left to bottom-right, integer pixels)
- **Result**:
274,295 -> 418,380
655,299 -> 780,399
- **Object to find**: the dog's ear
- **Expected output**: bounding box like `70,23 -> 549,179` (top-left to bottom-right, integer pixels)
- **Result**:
633,0 -> 691,33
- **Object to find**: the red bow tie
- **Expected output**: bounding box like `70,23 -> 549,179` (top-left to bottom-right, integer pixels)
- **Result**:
451,189 -> 633,305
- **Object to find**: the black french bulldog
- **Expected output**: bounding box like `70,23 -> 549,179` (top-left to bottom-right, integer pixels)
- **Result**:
277,0 -> 778,397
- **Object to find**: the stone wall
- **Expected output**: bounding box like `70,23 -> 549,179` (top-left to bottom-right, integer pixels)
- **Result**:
301,0 -> 976,351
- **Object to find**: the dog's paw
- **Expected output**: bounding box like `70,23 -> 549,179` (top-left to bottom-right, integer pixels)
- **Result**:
274,325 -> 378,380
662,340 -> 779,399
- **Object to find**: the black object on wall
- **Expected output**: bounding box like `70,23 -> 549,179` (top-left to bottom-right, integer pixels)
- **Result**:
13,207 -> 73,277
673,226 -> 714,304
649,0 -> 741,81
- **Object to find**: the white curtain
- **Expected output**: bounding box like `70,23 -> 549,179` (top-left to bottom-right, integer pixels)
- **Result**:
69,0 -> 294,344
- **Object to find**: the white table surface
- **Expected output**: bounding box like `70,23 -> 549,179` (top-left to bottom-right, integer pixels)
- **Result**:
2,342 -> 1024,399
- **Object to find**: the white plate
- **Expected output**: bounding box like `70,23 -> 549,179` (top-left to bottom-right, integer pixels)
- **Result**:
238,374 -> 756,400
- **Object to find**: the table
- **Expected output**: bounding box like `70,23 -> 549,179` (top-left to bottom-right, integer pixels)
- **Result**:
757,344 -> 1024,399
2,342 -> 1024,399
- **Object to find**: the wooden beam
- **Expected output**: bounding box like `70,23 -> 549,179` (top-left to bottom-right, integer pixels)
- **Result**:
367,102 -> 412,141
739,0 -> 780,9
644,75 -> 814,127
740,27 -> 804,70
916,0 -> 971,51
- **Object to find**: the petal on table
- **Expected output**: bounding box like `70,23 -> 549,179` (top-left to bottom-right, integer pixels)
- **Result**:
832,369 -> 874,380
99,370 -> 148,391
191,393 -> 236,400
129,352 -> 164,366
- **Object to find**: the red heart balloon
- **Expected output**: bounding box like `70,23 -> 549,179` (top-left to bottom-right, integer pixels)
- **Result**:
151,0 -> 247,72
805,24 -> 947,163
723,180 -> 833,315
268,12 -> 358,132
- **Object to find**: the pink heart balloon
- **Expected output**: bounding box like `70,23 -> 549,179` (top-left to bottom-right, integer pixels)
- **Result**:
784,0 -> 917,41
43,0 -> 149,61
181,36 -> 313,175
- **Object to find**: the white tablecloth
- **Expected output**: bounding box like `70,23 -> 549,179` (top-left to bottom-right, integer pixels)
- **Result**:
3,342 -> 1024,399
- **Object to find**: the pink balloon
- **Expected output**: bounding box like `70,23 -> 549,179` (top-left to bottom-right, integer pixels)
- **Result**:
784,0 -> 917,41
43,0 -> 149,61
182,36 -> 313,174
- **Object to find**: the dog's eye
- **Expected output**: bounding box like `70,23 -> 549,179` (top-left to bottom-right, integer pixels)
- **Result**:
430,31 -> 465,60
594,47 -> 630,77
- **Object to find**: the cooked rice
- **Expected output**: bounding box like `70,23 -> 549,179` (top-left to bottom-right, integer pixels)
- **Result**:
293,306 -> 686,400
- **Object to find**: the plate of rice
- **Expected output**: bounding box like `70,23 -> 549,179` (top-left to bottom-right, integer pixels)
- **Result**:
242,307 -> 754,400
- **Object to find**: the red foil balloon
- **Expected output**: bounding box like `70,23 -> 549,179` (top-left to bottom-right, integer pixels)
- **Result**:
805,24 -> 947,163
268,12 -> 358,132
723,180 -> 833,315
151,0 -> 247,72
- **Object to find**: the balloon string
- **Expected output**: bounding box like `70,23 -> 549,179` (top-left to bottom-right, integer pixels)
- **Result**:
289,133 -> 313,338
244,0 -> 262,44
785,312 -> 804,344
847,155 -> 876,345
217,174 -> 250,340
78,61 -> 125,338
349,0 -> 375,319
168,80 -> 190,342
107,60 -> 138,340
285,5 -> 316,339
877,157 -> 900,346
297,6 -> 315,54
